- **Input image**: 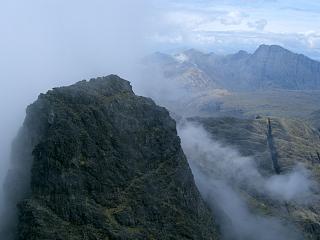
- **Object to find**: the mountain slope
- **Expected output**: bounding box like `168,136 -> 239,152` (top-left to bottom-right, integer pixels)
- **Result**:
146,45 -> 320,92
309,110 -> 320,131
187,116 -> 320,239
178,90 -> 320,119
240,45 -> 320,90
143,50 -> 219,92
3,75 -> 220,240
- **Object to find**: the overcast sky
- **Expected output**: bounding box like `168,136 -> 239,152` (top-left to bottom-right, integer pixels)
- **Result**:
152,0 -> 320,58
0,0 -> 319,166
0,0 -> 151,190
0,0 -> 319,216
0,0 -> 318,116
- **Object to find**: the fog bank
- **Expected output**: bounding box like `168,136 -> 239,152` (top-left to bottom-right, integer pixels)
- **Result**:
0,0 -> 153,236
178,121 -> 315,240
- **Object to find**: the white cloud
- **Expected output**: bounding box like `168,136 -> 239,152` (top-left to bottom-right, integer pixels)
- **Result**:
248,19 -> 268,31
220,11 -> 248,25
194,33 -> 216,44
304,31 -> 320,49
152,33 -> 183,43
164,11 -> 209,29
149,0 -> 320,59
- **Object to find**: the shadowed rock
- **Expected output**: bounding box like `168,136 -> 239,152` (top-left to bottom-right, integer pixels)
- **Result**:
3,75 -> 220,240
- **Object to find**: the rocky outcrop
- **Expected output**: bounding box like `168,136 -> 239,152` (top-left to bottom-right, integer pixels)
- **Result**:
266,118 -> 281,174
4,75 -> 219,240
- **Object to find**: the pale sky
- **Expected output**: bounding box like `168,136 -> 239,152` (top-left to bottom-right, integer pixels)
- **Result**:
151,0 -> 320,58
0,0 -> 319,213
0,0 -> 319,160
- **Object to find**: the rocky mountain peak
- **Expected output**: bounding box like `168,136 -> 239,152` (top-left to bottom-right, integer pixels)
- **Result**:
183,48 -> 205,57
227,50 -> 249,60
147,45 -> 320,91
3,75 -> 220,240
60,75 -> 133,96
253,44 -> 294,58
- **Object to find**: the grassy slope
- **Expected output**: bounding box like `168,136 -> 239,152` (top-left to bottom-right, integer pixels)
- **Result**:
190,116 -> 320,239
181,90 -> 320,120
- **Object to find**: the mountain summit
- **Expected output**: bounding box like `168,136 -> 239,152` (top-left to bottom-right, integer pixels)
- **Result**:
3,75 -> 219,240
147,45 -> 320,91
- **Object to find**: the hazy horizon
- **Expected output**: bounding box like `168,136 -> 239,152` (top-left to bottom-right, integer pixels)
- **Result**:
1,1 -> 320,239
1,0 -> 320,211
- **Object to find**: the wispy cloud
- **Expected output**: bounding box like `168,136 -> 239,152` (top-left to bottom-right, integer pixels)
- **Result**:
248,19 -> 268,31
220,11 -> 248,25
150,0 -> 320,59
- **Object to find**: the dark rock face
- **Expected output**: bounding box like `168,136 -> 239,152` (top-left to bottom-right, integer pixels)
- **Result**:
266,118 -> 280,174
7,75 -> 219,240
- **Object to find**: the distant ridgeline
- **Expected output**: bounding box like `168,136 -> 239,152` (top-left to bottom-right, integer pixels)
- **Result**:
146,45 -> 320,91
1,75 -> 220,240
144,45 -> 320,120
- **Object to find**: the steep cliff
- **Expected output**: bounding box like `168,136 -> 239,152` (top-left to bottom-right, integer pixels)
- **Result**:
4,75 -> 219,240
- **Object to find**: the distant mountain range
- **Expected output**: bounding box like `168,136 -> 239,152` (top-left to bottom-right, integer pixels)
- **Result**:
145,45 -> 320,91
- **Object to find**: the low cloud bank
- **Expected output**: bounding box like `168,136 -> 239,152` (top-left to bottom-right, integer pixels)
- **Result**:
0,0 -> 153,238
178,121 -> 314,240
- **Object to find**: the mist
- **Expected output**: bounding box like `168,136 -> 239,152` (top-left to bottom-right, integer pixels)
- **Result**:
1,1 -> 318,239
178,121 -> 316,240
0,0 -> 156,237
